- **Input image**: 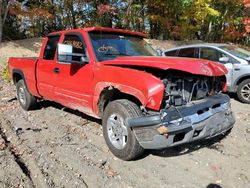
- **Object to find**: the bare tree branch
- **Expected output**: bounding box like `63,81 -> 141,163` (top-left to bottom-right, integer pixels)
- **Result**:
0,0 -> 13,42
3,1 -> 11,25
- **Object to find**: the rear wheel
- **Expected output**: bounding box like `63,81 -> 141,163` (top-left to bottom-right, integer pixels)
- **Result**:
16,80 -> 37,110
237,79 -> 250,104
102,99 -> 144,161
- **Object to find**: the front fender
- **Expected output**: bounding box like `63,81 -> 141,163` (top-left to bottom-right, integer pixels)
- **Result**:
232,73 -> 250,92
93,65 -> 164,115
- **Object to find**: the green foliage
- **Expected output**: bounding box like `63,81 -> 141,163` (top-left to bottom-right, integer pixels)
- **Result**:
1,0 -> 250,45
3,15 -> 25,40
1,64 -> 10,82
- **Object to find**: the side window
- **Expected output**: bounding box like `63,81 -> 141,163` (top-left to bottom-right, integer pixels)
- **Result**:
230,57 -> 240,64
165,50 -> 178,56
200,48 -> 221,62
200,48 -> 230,63
178,48 -> 196,58
62,34 -> 87,62
43,36 -> 60,60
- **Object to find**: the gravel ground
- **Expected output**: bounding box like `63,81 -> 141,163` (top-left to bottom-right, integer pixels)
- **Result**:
0,38 -> 250,188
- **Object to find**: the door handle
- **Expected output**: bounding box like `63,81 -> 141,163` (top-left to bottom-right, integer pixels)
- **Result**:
53,67 -> 60,74
234,68 -> 240,71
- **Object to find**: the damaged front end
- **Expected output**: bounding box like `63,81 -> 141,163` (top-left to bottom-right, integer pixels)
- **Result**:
128,71 -> 235,149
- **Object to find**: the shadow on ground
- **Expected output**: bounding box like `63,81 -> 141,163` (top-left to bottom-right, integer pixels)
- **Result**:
207,183 -> 222,188
37,100 -> 101,124
35,100 -> 230,160
227,92 -> 238,101
143,133 -> 228,159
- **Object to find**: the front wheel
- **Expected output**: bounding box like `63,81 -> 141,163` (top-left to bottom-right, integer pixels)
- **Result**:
237,79 -> 250,104
102,99 -> 144,161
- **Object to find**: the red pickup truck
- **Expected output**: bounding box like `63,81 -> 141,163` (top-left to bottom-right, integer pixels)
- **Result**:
8,27 -> 235,160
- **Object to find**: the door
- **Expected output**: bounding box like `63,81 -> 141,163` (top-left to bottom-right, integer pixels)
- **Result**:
36,35 -> 61,100
53,32 -> 95,115
199,47 -> 234,88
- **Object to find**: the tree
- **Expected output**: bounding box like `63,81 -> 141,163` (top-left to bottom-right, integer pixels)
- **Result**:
8,1 -> 54,37
0,0 -> 250,45
0,0 -> 12,42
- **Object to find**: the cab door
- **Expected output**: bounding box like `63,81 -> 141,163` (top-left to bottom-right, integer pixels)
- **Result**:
36,35 -> 61,100
52,32 -> 95,115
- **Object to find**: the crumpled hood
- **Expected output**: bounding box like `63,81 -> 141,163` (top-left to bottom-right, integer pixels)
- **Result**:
102,56 -> 228,76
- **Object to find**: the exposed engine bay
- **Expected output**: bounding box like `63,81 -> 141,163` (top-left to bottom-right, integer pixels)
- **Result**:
161,72 -> 225,108
103,65 -> 226,109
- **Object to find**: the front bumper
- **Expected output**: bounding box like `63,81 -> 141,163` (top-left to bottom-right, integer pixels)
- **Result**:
127,94 -> 235,149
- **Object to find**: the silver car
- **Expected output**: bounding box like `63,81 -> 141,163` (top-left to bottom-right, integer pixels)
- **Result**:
163,43 -> 250,103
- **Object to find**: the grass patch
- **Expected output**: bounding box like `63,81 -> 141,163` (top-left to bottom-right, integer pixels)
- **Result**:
1,64 -> 10,82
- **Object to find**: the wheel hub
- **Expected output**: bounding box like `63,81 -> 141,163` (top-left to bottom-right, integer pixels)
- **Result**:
107,113 -> 128,150
18,87 -> 26,105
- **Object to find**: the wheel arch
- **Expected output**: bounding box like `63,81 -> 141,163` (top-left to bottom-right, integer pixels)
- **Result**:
233,74 -> 250,92
12,69 -> 26,85
96,86 -> 143,118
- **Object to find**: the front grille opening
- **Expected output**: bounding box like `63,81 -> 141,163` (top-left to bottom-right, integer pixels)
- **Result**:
197,107 -> 209,115
193,129 -> 202,138
173,132 -> 186,143
212,103 -> 221,109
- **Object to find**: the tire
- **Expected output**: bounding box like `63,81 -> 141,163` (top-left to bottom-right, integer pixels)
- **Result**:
16,80 -> 37,110
102,99 -> 144,161
236,79 -> 250,104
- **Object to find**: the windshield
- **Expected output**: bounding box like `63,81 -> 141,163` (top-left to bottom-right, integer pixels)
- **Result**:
89,32 -> 157,61
220,45 -> 250,60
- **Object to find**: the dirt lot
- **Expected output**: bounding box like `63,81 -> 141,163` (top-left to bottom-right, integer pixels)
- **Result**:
0,39 -> 250,188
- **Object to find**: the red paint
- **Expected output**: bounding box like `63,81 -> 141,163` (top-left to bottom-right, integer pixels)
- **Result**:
8,27 -> 228,118
92,65 -> 164,115
102,56 -> 228,76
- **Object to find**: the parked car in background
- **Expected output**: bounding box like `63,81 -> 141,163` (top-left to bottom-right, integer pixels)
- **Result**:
163,44 -> 250,103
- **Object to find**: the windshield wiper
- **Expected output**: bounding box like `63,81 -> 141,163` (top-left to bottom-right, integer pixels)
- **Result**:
102,53 -> 131,56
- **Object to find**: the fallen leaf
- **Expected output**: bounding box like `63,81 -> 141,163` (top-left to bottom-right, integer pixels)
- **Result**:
105,165 -> 119,177
0,143 -> 7,150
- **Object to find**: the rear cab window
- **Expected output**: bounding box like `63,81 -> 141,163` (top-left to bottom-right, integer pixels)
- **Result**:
43,35 -> 60,60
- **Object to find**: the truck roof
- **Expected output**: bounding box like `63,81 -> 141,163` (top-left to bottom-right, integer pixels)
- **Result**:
48,27 -> 147,38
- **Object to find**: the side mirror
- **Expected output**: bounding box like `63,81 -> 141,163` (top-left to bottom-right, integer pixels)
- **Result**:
58,44 -> 88,64
219,57 -> 229,63
156,49 -> 163,56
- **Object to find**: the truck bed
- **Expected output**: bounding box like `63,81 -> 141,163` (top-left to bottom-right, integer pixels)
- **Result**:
8,57 -> 39,97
